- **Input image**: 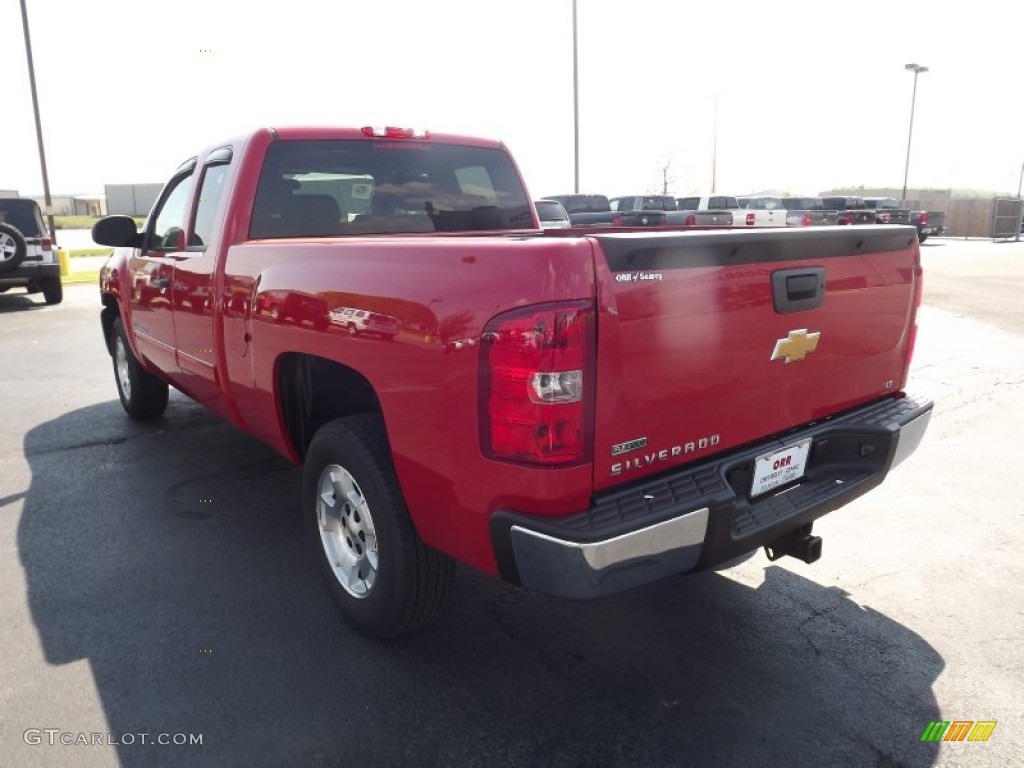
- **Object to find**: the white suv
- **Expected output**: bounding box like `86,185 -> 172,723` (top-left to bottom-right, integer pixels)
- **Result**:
328,306 -> 399,339
0,198 -> 62,304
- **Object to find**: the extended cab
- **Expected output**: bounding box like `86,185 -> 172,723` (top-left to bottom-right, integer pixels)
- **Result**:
736,196 -> 789,228
544,193 -> 618,226
863,197 -> 912,226
94,126 -> 933,638
863,198 -> 945,241
674,195 -> 739,227
545,194 -> 683,227
821,196 -> 877,225
910,209 -> 945,243
609,195 -> 695,226
0,198 -> 62,304
781,197 -> 840,227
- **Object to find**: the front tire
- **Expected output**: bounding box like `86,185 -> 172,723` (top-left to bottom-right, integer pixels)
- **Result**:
42,276 -> 63,305
111,317 -> 169,420
303,414 -> 454,638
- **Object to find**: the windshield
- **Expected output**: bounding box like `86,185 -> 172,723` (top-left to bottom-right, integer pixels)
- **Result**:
535,201 -> 568,221
739,197 -> 784,210
782,198 -> 824,210
250,140 -> 533,238
549,194 -> 611,213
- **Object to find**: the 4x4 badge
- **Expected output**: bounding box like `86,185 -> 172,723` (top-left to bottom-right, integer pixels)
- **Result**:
771,329 -> 821,363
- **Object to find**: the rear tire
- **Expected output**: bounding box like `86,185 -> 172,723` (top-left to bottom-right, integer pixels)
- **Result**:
111,317 -> 169,420
303,414 -> 454,638
42,276 -> 63,305
918,233 -> 928,243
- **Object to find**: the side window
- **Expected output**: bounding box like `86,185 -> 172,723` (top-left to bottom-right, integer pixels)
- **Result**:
190,163 -> 230,248
150,173 -> 194,251
678,197 -> 698,209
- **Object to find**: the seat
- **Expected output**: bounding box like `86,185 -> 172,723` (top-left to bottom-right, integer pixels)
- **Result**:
290,194 -> 344,236
251,177 -> 344,238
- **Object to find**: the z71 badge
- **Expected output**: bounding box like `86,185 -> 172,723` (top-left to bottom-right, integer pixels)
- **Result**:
611,437 -> 648,456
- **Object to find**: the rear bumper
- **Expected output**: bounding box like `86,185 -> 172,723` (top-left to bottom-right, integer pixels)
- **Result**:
0,262 -> 61,285
920,225 -> 945,236
491,394 -> 932,599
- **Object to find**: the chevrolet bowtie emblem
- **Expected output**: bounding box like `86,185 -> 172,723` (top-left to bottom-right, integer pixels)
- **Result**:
771,329 -> 821,363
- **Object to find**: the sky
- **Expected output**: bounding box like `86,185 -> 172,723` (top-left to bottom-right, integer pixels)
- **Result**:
2,0 -> 1024,201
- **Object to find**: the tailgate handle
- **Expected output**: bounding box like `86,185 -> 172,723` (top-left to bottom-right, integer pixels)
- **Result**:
772,267 -> 825,314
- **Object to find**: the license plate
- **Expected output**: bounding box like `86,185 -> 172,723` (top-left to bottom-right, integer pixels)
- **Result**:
751,438 -> 812,497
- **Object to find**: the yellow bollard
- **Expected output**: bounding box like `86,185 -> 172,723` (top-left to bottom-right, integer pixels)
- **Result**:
58,248 -> 70,277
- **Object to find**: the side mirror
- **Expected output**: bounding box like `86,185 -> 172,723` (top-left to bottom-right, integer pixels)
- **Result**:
92,216 -> 140,248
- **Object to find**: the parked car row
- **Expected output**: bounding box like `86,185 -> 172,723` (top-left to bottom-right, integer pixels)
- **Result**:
535,191 -> 945,240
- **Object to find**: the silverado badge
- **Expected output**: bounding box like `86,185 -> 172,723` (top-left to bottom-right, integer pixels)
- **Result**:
771,329 -> 821,363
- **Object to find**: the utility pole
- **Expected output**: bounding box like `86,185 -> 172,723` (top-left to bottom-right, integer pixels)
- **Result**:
711,94 -> 719,193
1017,161 -> 1023,242
19,0 -> 56,243
572,0 -> 580,193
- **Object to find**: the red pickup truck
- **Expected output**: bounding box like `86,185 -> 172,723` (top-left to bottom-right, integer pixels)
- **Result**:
94,126 -> 932,638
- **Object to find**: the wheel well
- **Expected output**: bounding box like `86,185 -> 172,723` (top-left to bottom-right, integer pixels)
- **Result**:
100,294 -> 120,354
277,353 -> 382,460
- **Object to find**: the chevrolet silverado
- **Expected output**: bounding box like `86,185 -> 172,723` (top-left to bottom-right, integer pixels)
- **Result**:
93,126 -> 933,638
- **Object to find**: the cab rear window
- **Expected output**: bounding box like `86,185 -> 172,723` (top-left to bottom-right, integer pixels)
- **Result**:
250,140 -> 533,238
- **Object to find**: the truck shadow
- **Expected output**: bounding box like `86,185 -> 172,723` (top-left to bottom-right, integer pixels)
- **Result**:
19,402 -> 943,767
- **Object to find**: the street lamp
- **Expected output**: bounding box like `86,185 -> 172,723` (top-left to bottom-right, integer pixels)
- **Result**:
901,62 -> 929,203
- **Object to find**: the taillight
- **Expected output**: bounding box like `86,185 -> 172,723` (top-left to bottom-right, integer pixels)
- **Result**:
802,214 -> 812,226
685,214 -> 696,226
919,212 -> 928,225
361,126 -> 428,139
745,213 -> 755,226
613,215 -> 624,226
40,238 -> 52,251
843,214 -> 854,225
480,301 -> 593,466
901,262 -> 924,388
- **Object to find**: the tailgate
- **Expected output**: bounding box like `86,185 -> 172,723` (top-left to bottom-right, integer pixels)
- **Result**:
693,210 -> 733,226
589,226 -> 920,491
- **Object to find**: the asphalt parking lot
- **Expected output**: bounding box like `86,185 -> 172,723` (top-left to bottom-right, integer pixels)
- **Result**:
1,238 -> 1021,767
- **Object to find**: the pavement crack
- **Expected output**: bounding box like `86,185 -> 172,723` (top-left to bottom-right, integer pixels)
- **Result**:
795,595 -> 845,657
23,435 -> 129,458
857,735 -> 910,767
851,570 -> 906,590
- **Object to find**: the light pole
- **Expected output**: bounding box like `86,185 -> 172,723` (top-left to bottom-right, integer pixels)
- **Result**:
19,0 -> 56,243
572,0 -> 579,193
711,94 -> 719,193
1017,161 -> 1023,242
901,62 -> 928,204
